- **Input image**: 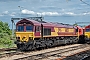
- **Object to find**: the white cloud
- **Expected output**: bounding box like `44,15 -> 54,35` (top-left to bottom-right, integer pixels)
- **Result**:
37,12 -> 41,15
10,14 -> 15,16
82,12 -> 90,15
40,12 -> 59,16
3,11 -> 9,14
21,9 -> 59,16
64,12 -> 76,16
21,9 -> 90,16
21,9 -> 35,15
9,12 -> 16,16
0,11 -> 16,17
0,11 -> 9,16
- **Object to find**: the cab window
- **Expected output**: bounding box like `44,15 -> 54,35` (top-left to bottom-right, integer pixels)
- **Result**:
17,26 -> 24,31
85,29 -> 90,32
26,26 -> 33,31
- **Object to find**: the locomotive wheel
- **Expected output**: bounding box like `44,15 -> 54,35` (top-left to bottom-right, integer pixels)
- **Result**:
27,44 -> 34,51
49,43 -> 53,48
78,35 -> 85,44
17,44 -> 20,49
36,44 -> 40,49
19,45 -> 25,51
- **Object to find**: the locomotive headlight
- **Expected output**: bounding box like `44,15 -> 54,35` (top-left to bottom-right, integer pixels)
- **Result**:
16,37 -> 20,40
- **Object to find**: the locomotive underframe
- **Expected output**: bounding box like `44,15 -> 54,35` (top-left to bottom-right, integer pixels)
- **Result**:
15,36 -> 79,51
84,36 -> 90,43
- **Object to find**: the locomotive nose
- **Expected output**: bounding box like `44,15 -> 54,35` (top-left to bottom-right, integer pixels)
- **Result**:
16,32 -> 34,42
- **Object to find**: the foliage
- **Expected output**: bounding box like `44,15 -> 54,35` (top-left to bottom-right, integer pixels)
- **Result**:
0,21 -> 14,48
0,21 -> 12,35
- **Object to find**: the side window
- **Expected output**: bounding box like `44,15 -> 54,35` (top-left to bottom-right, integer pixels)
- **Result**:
85,29 -> 90,32
35,26 -> 40,32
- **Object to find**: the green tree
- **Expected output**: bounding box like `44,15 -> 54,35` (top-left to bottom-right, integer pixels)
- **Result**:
0,21 -> 14,48
0,21 -> 11,35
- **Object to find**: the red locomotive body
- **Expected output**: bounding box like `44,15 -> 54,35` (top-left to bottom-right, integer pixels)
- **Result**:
84,25 -> 90,43
15,18 -> 84,51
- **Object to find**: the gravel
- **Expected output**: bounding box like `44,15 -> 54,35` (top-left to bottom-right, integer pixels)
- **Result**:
63,50 -> 90,60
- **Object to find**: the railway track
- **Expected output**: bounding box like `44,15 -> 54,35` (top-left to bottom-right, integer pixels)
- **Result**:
0,44 -> 90,60
0,47 -> 21,58
0,47 -> 16,52
63,50 -> 90,60
14,44 -> 90,60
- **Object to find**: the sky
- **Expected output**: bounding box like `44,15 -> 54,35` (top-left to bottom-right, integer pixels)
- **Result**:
0,0 -> 90,28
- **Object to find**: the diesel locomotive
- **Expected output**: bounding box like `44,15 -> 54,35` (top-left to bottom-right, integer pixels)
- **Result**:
14,17 -> 85,51
84,25 -> 90,43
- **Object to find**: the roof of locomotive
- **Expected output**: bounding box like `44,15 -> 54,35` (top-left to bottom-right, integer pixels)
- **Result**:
50,22 -> 76,28
85,24 -> 90,28
16,19 -> 41,25
16,19 -> 75,28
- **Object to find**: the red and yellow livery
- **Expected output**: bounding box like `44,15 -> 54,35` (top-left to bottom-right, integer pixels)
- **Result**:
84,25 -> 90,43
15,18 -> 84,51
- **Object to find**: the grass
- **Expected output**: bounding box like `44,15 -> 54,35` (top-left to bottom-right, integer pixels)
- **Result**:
0,40 -> 16,49
0,44 -> 16,49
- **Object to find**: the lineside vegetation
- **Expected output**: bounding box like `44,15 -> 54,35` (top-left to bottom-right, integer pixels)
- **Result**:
0,21 -> 15,48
